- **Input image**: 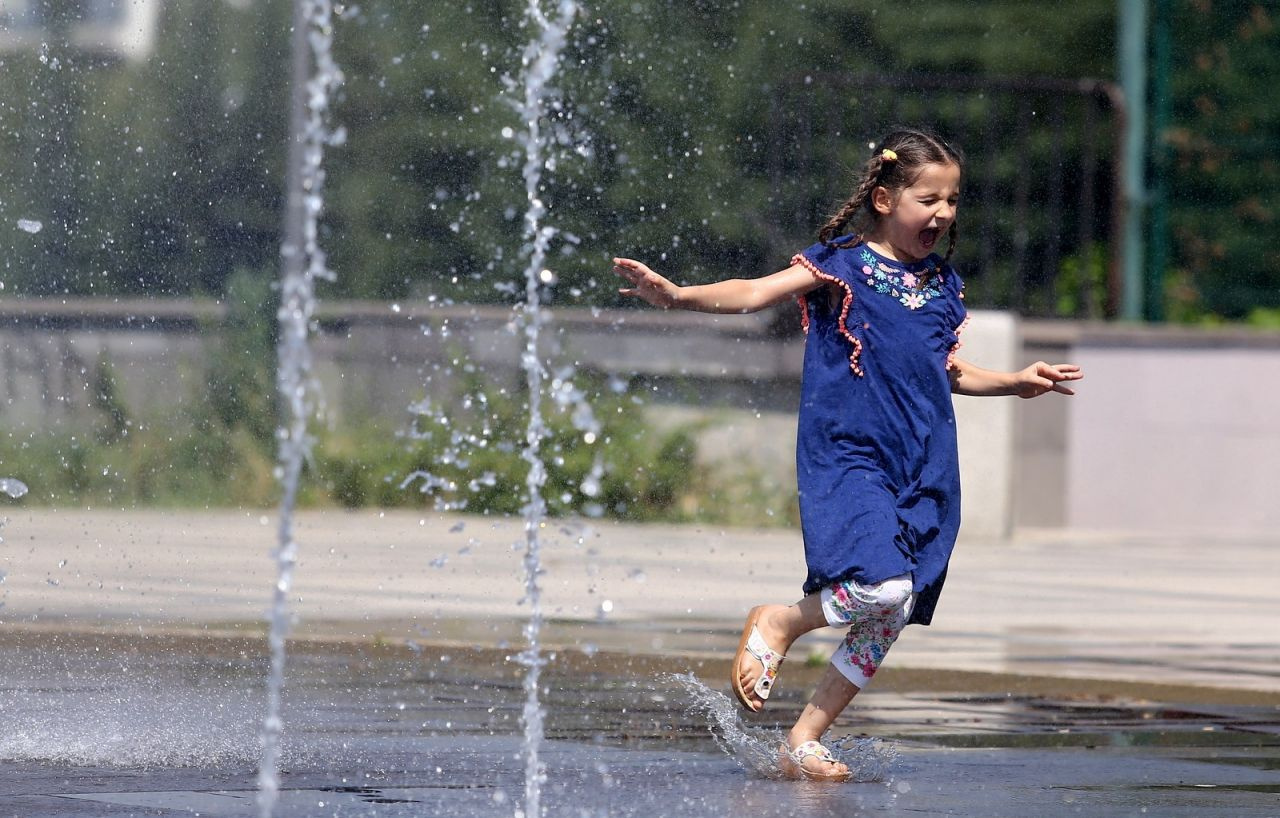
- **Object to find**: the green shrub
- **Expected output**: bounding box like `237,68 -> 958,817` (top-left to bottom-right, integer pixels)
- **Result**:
314,375 -> 706,521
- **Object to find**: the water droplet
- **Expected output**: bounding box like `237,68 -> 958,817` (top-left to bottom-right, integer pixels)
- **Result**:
0,478 -> 28,499
16,219 -> 42,234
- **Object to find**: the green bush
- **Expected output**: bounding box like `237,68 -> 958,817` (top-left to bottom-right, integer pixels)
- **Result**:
315,376 -> 705,521
0,362 -> 741,523
0,423 -> 275,508
199,268 -> 279,448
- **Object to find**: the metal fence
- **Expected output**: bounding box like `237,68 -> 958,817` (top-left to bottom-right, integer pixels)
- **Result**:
765,74 -> 1124,318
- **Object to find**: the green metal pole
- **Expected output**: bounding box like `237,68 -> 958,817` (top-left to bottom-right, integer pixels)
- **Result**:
1147,0 -> 1171,322
1118,0 -> 1148,322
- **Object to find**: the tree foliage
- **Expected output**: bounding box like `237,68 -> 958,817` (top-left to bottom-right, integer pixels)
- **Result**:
0,0 -> 1273,320
1162,0 -> 1280,320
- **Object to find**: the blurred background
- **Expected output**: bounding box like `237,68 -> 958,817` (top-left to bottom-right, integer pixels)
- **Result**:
0,0 -> 1275,534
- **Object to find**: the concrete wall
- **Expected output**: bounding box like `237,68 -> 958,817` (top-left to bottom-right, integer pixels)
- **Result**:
1020,321 -> 1280,535
0,301 -> 209,432
2,299 -> 1276,536
953,312 -> 1018,538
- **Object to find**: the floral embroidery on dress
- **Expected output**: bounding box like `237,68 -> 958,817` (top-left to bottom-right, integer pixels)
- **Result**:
857,247 -> 944,311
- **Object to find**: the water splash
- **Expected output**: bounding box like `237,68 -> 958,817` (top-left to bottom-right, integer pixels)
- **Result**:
399,393 -> 496,512
666,673 -> 898,782
510,2 -> 578,816
256,1 -> 343,816
0,680 -> 261,767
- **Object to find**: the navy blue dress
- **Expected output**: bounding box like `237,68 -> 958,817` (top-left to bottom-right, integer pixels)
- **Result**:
792,240 -> 968,626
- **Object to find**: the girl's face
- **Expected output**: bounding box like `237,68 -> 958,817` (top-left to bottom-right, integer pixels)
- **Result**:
869,161 -> 961,263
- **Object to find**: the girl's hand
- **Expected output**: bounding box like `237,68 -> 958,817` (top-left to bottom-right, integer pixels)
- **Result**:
1012,361 -> 1083,398
614,257 -> 680,309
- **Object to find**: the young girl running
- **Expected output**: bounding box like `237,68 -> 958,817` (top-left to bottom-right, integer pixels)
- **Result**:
614,128 -> 1082,782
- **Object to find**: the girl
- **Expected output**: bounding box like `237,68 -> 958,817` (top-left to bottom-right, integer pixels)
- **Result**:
614,128 -> 1082,782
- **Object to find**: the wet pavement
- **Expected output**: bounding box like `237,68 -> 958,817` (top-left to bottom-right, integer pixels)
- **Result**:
0,511 -> 1278,816
1,633 -> 1278,817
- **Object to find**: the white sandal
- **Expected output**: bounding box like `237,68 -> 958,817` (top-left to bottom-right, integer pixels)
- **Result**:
731,606 -> 784,710
781,740 -> 851,782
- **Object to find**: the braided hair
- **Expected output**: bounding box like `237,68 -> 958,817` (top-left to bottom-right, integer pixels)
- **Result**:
817,128 -> 965,264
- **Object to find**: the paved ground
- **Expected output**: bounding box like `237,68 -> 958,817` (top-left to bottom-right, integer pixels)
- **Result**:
0,509 -> 1277,817
3,509 -> 1277,693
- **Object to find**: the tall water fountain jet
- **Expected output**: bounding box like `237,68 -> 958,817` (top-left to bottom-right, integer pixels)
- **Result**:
511,2 -> 578,816
256,2 -> 343,816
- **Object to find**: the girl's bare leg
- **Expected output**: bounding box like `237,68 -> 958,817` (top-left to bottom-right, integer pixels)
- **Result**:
734,594 -> 828,712
780,665 -> 860,779
776,574 -> 913,779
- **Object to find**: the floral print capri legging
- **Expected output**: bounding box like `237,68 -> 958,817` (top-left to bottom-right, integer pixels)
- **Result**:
820,573 -> 916,689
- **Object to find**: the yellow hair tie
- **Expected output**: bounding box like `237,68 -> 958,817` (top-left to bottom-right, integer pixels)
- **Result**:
881,149 -> 898,162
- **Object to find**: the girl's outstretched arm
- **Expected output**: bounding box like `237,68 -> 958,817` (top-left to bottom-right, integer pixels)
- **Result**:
949,358 -> 1083,398
614,257 -> 822,314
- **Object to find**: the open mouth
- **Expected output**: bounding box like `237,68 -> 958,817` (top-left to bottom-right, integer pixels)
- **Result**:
919,228 -> 940,249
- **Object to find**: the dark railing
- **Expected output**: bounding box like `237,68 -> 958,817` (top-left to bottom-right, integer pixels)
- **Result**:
765,74 -> 1124,318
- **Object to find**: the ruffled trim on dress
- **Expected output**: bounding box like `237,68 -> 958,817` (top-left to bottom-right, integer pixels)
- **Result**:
946,314 -> 971,371
792,252 -> 864,376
